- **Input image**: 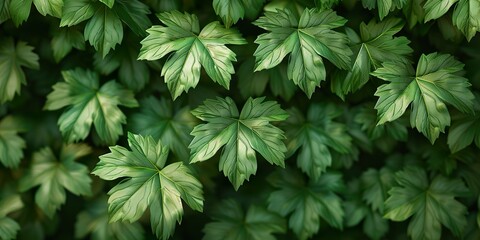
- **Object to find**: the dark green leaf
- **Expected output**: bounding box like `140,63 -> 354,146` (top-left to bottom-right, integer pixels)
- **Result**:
92,133 -> 204,240
189,97 -> 288,190
19,144 -> 92,218
203,199 -> 286,240
113,0 -> 151,37
0,116 -> 26,168
51,27 -> 85,62
84,4 -> 123,58
384,166 -> 469,240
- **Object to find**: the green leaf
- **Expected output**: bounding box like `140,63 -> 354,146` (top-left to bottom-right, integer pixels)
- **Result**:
84,4 -> 123,58
331,18 -> 412,99
354,103 -> 408,141
0,194 -> 23,240
403,0 -> 426,28
315,0 -> 340,9
361,168 -> 395,213
0,0 -> 11,24
51,27 -> 85,62
138,11 -> 246,99
8,0 -> 32,26
129,96 -> 197,162
452,0 -> 480,41
60,0 -> 96,27
372,53 -> 475,143
33,0 -> 63,17
0,116 -> 26,168
100,0 -> 114,8
19,144 -> 92,218
112,0 -> 151,37
253,8 -> 352,97
268,169 -> 344,240
189,97 -> 288,190
75,196 -> 144,240
448,111 -> 480,153
361,0 -> 407,20
94,44 -> 150,91
423,0 -> 457,22
44,68 -> 138,145
0,38 -> 39,104
92,133 -> 204,240
384,166 -> 469,240
212,0 -> 265,28
282,103 -> 351,180
203,199 -> 286,240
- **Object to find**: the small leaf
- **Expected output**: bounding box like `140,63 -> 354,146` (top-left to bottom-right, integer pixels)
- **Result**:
60,0 -> 96,27
452,0 -> 480,41
0,38 -> 39,104
19,144 -> 92,218
99,0 -> 114,8
8,0 -> 32,26
189,97 -> 288,190
203,199 -> 286,240
33,0 -> 63,18
51,27 -> 85,62
423,0 -> 457,22
0,116 -> 27,168
92,133 -> 204,240
84,4 -> 123,58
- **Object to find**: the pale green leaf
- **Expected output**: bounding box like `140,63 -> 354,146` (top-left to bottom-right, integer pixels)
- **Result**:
85,4 -> 123,58
268,169 -> 344,240
0,38 -> 39,104
424,0 -> 457,22
33,0 -> 63,17
189,97 -> 288,190
282,103 -> 351,180
253,8 -> 351,97
51,27 -> 85,62
19,144 -> 92,218
384,166 -> 469,240
60,0 -> 96,27
0,116 -> 26,168
75,196 -> 144,240
452,0 -> 480,41
129,96 -> 197,161
92,133 -> 204,240
0,217 -> 20,240
331,18 -> 412,99
138,11 -> 246,99
372,53 -> 475,143
8,0 -> 32,26
0,194 -> 23,240
100,0 -> 114,8
203,199 -> 286,240
44,68 -> 138,145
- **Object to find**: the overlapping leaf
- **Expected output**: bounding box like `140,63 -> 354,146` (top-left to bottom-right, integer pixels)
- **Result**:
361,0 -> 406,20
75,196 -> 144,240
0,116 -> 26,168
189,97 -> 288,190
44,68 -> 138,145
268,169 -> 344,240
51,27 -> 85,62
0,194 -> 23,240
212,0 -> 265,28
331,18 -> 412,99
92,133 -> 204,240
372,52 -> 475,143
448,106 -> 480,153
203,199 -> 286,240
19,144 -> 92,218
253,8 -> 352,97
138,11 -> 246,99
384,166 -> 469,240
282,103 -> 351,180
0,38 -> 39,104
129,96 -> 197,161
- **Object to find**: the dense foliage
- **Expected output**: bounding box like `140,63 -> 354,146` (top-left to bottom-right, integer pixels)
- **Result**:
1,0 -> 480,239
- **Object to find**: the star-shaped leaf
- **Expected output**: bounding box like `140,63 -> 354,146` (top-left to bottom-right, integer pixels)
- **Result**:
281,103 -> 352,180
267,169 -> 344,240
129,96 -> 197,162
0,116 -> 27,168
44,68 -> 138,145
384,166 -> 469,240
92,133 -> 204,240
203,199 -> 286,240
331,18 -> 412,99
189,97 -> 288,190
372,53 -> 475,143
19,144 -> 92,218
138,11 -> 246,99
0,38 -> 39,104
253,8 -> 352,97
